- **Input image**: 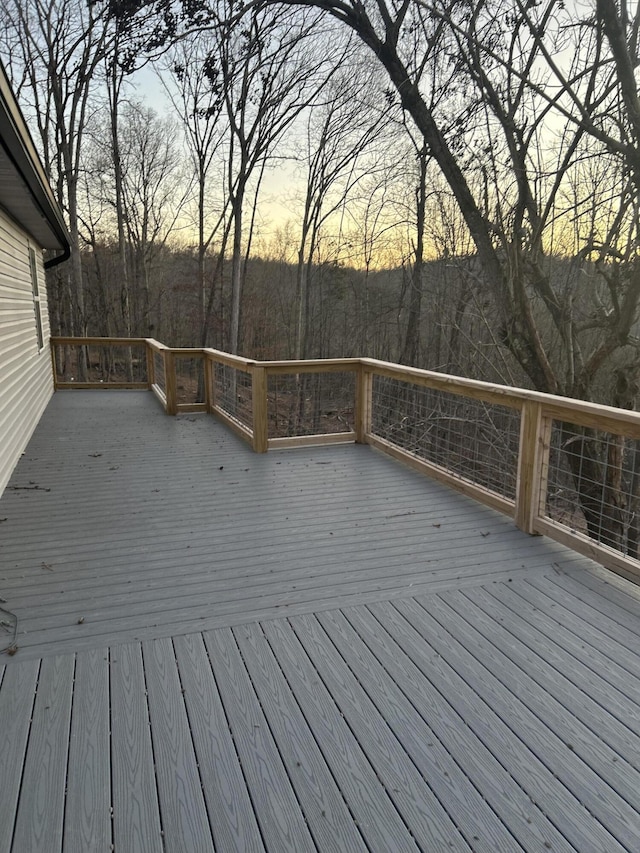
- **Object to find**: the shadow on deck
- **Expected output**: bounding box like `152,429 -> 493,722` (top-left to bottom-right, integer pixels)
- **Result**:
1,391 -> 639,851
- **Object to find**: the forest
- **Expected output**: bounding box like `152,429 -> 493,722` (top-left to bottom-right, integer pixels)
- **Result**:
2,0 -> 640,408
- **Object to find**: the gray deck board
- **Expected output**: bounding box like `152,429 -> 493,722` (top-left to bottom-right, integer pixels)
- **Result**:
260,616 -> 422,852
0,660 -> 39,853
314,608 -> 525,852
373,599 -> 628,852
400,595 -> 640,850
203,627 -> 317,853
288,611 -> 472,849
11,655 -> 74,853
469,582 -> 640,739
233,622 -> 370,853
63,649 -> 111,853
534,570 -> 640,636
142,637 -> 215,852
339,604 -> 575,852
438,589 -> 640,809
172,632 -> 266,853
1,391 -> 640,850
110,642 -> 164,853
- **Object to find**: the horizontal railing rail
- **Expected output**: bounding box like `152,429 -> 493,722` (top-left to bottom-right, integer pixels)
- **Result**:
51,337 -> 640,582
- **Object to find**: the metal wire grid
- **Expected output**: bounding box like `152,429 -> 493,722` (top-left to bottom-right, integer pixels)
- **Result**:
370,375 -> 521,500
175,357 -> 205,404
213,363 -> 253,428
267,372 -> 356,438
56,344 -> 147,383
544,421 -> 640,557
153,351 -> 166,394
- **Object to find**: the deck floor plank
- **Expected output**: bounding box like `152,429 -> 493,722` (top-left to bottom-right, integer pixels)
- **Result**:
110,642 -> 164,853
340,603 -> 577,852
172,633 -> 266,853
260,616 -> 422,852
0,526 -> 554,601
0,391 -> 579,660
561,565 -> 640,617
11,655 -> 74,853
470,582 -> 640,741
438,593 -> 640,836
0,659 -> 39,853
315,607 -> 529,852
530,571 -> 640,638
489,579 -> 640,703
63,649 -> 111,853
403,594 -> 640,851
203,627 -> 317,853
142,637 -> 215,852
371,599 -> 627,852
233,621 -> 370,853
289,611 -> 472,850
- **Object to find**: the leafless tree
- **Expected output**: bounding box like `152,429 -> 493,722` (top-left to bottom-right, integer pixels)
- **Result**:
291,59 -> 387,359
1,0 -> 113,361
215,1 -> 344,354
161,35 -> 232,347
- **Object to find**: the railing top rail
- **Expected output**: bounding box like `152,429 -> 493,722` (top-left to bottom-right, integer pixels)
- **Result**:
167,347 -> 208,356
361,357 -> 640,432
203,348 -> 256,370
52,335 -> 148,347
145,338 -> 169,352
260,358 -> 361,374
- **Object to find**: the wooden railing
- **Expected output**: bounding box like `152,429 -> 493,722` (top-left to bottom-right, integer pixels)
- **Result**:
51,337 -> 640,582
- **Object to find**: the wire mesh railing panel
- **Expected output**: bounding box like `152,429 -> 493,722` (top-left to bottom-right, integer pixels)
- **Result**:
54,342 -> 147,384
370,375 -> 521,501
175,356 -> 206,405
267,371 -> 356,438
213,363 -> 253,429
544,420 -> 640,558
152,351 -> 166,395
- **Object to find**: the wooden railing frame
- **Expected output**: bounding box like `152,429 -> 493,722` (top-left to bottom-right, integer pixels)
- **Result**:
145,338 -> 169,409
51,337 -> 640,581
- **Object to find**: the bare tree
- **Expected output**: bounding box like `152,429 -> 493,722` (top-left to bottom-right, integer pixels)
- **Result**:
1,0 -> 113,359
161,35 -> 231,346
117,102 -> 192,334
216,1 -> 344,354
292,59 -> 386,359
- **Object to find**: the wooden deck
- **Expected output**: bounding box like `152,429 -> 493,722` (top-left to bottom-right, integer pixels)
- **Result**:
1,391 -> 640,851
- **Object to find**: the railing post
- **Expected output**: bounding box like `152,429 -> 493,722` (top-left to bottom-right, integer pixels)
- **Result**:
50,339 -> 59,390
146,341 -> 155,390
252,365 -> 268,452
355,363 -> 372,444
204,354 -> 214,413
164,349 -> 178,415
516,401 -> 551,534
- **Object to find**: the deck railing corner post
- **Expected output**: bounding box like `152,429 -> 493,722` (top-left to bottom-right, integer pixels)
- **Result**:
516,400 -> 551,534
164,349 -> 178,415
252,364 -> 268,452
204,354 -> 214,413
145,340 -> 155,390
50,337 -> 59,390
355,362 -> 372,444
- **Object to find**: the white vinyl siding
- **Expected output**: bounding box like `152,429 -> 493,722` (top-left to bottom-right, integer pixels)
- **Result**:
0,207 -> 53,495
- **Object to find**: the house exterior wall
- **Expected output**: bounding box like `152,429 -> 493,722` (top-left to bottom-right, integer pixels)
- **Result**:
0,206 -> 53,495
